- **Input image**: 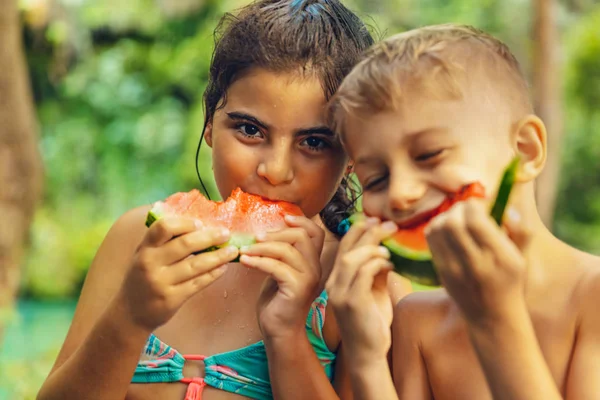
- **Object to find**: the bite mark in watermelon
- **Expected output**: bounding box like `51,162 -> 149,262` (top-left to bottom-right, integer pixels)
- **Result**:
346,156 -> 519,287
145,188 -> 304,259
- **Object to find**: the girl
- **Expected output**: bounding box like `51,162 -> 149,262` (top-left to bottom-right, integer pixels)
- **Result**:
37,1 -> 412,400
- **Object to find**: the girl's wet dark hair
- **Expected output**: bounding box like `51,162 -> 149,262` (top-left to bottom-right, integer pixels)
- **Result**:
196,0 -> 374,237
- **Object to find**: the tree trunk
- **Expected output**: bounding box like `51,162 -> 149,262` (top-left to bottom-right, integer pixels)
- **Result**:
532,0 -> 563,229
0,0 -> 44,338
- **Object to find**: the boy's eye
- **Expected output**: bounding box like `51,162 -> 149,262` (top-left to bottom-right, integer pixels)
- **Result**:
237,123 -> 262,137
415,149 -> 444,162
363,174 -> 388,191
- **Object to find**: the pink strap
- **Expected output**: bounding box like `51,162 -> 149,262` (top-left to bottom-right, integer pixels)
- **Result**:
180,354 -> 207,400
181,377 -> 206,400
183,354 -> 207,361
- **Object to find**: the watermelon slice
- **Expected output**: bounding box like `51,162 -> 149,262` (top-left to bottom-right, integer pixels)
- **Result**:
342,156 -> 520,287
145,188 -> 304,259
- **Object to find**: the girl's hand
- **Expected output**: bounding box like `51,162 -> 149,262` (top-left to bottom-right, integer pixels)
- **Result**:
326,218 -> 398,364
239,215 -> 324,339
117,217 -> 239,332
425,199 -> 532,328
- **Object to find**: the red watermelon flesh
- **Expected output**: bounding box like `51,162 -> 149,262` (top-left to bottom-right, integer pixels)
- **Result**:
388,182 -> 486,253
146,188 -> 304,236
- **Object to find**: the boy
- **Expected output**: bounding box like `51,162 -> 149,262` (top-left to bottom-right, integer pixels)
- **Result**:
325,24 -> 600,399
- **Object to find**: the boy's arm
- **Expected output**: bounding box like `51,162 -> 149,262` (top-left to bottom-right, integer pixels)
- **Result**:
565,273 -> 600,399
392,295 -> 434,400
467,302 -> 563,400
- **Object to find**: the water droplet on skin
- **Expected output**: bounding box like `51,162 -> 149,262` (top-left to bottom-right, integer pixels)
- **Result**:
224,290 -> 228,298
226,309 -> 230,313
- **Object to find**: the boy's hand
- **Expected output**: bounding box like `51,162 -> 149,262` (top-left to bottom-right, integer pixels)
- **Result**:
326,218 -> 398,365
239,215 -> 324,339
425,199 -> 532,327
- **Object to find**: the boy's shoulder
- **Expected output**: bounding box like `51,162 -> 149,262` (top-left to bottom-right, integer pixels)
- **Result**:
393,288 -> 458,340
572,252 -> 600,313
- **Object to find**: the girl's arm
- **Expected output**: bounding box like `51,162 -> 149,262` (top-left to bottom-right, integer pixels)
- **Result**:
38,208 -> 150,400
38,208 -> 237,400
242,216 -> 344,400
264,329 -> 342,399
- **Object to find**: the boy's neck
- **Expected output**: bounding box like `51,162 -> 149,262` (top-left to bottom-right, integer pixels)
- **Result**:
519,198 -> 576,288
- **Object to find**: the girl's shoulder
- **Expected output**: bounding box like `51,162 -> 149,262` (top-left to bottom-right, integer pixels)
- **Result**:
102,205 -> 152,254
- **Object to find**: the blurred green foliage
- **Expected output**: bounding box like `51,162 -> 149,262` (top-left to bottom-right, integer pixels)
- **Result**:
2,0 -> 599,397
16,0 -> 600,299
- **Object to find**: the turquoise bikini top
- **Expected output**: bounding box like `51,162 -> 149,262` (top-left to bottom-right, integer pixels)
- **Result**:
132,290 -> 336,400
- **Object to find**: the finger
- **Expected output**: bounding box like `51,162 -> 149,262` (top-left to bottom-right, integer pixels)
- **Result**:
336,217 -> 379,254
239,241 -> 306,273
167,245 -> 239,284
256,227 -> 319,265
464,202 -> 524,265
327,245 -> 390,293
426,213 -> 463,284
354,220 -> 398,248
503,207 -> 532,253
143,217 -> 201,247
158,227 -> 231,265
239,255 -> 298,286
284,215 -> 325,254
439,203 -> 483,278
350,258 -> 393,296
177,263 -> 229,299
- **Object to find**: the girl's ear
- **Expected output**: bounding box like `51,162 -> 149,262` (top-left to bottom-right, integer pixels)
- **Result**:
204,122 -> 214,148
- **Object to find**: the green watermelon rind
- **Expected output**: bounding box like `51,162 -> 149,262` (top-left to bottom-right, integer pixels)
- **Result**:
351,156 -> 520,287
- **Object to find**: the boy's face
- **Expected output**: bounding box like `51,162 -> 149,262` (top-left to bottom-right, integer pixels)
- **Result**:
344,88 -> 516,225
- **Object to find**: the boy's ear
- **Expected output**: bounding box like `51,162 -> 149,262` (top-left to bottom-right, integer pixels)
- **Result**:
511,115 -> 547,182
204,122 -> 214,148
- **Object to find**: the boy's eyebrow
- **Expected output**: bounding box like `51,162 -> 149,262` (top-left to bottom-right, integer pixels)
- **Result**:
405,127 -> 447,137
354,156 -> 380,167
226,111 -> 270,130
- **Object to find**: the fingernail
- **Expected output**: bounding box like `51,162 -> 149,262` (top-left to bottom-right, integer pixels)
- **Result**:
507,207 -> 520,222
285,215 -> 297,222
381,221 -> 398,233
217,264 -> 228,274
256,232 -> 266,241
239,245 -> 250,253
367,217 -> 380,226
220,228 -> 230,238
240,255 -> 252,264
225,245 -> 238,255
378,246 -> 390,258
194,219 -> 203,230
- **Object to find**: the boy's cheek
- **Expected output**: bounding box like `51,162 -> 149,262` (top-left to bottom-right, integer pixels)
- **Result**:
361,195 -> 387,220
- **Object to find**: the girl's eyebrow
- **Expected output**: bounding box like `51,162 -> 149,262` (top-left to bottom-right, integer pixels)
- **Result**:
226,111 -> 269,130
297,127 -> 335,137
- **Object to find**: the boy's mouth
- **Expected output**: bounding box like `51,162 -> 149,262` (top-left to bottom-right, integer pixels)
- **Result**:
392,183 -> 487,229
393,201 -> 446,229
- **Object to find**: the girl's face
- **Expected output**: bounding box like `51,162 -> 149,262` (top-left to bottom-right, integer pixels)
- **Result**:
205,68 -> 348,218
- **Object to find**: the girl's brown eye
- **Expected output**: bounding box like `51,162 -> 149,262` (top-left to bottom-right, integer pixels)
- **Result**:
237,123 -> 261,137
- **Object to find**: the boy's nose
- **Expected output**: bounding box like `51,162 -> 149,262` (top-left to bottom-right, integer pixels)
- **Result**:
257,148 -> 294,186
388,176 -> 426,212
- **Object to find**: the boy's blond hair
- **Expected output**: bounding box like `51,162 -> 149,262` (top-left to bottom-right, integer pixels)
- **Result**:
329,24 -> 533,133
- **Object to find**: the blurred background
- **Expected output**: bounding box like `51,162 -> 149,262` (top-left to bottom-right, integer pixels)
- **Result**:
0,0 -> 599,397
